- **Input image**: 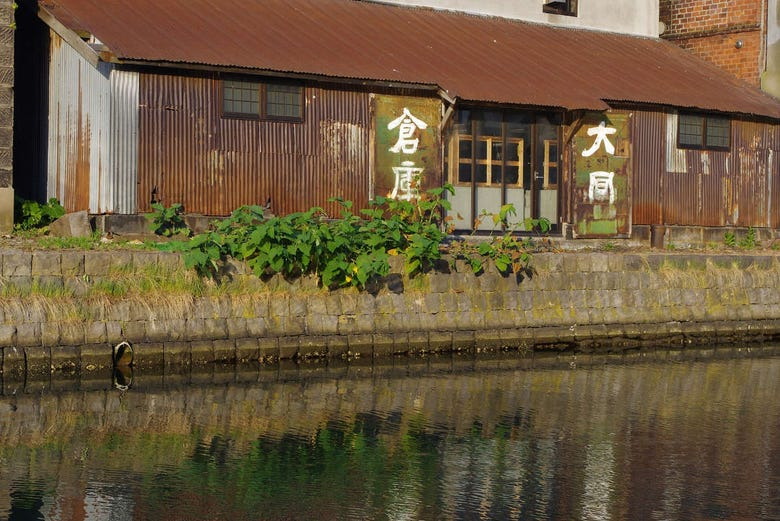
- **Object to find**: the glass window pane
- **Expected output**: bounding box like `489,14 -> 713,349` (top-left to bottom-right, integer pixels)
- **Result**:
504,167 -> 519,185
476,140 -> 488,160
706,117 -> 730,148
679,114 -> 703,147
459,163 -> 472,183
459,139 -> 472,159
223,79 -> 258,117
475,164 -> 488,183
492,141 -> 503,161
266,83 -> 303,119
477,111 -> 502,137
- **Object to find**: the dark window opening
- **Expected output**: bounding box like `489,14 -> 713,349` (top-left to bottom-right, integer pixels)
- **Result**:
222,79 -> 304,121
678,113 -> 730,150
543,0 -> 577,16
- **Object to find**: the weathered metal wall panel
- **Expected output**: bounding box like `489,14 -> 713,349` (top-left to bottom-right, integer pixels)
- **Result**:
633,107 -> 780,229
138,74 -> 371,216
571,111 -> 632,237
632,110 -> 664,224
47,31 -> 113,213
109,70 -> 139,214
372,95 -> 442,201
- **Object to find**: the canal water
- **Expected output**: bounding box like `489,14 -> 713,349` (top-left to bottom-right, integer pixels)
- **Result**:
1,346 -> 779,520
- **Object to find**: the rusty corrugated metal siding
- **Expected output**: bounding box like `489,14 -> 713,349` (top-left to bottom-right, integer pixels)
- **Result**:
138,73 -> 370,216
41,0 -> 780,118
632,110 -> 664,225
632,107 -> 780,228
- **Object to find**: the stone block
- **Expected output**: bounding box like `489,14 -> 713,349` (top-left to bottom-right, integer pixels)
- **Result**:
25,346 -> 51,378
245,317 -> 268,337
15,322 -> 40,346
3,251 -> 30,277
204,318 -> 229,339
191,340 -> 215,364
347,334 -> 373,358
59,323 -> 85,346
2,345 -> 24,379
213,339 -> 236,363
51,345 -> 79,371
164,341 -> 191,366
372,333 -> 395,357
451,330 -> 475,351
328,337 -> 349,358
105,321 -> 123,343
298,336 -> 328,358
278,337 -> 300,359
31,251 -> 62,276
81,344 -> 112,371
50,211 -> 92,238
257,337 -> 280,361
85,321 -> 107,344
235,338 -> 260,362
121,321 -> 146,343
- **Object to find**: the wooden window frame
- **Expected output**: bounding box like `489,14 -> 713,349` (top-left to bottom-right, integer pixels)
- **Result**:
543,0 -> 577,17
221,78 -> 304,122
453,131 -> 524,188
677,112 -> 730,151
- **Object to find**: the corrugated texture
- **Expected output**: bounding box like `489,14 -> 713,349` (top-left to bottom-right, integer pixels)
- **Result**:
631,110 -> 664,225
47,30 -> 112,213
138,73 -> 371,216
40,0 -> 780,118
109,69 -> 139,214
633,107 -> 780,228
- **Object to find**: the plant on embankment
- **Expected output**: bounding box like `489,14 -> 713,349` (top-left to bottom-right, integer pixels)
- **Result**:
177,186 -> 452,290
176,185 -> 545,290
447,204 -> 550,276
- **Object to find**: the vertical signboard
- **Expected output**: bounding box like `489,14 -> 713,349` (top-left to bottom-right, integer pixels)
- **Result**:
573,111 -> 632,237
373,95 -> 441,200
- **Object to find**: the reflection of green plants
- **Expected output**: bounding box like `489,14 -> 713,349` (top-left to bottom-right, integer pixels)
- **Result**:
148,202 -> 190,237
14,197 -> 65,231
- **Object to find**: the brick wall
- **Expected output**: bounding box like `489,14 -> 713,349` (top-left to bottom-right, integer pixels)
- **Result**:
661,0 -> 765,86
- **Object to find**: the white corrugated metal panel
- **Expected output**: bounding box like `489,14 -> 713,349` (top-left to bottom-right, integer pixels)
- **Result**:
110,69 -> 139,214
47,30 -> 111,213
47,31 -> 139,214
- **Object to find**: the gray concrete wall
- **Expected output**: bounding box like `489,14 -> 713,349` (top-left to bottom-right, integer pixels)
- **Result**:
372,0 -> 661,37
1,249 -> 780,376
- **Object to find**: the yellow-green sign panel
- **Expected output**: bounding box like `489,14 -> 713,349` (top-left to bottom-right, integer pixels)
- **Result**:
573,111 -> 631,237
373,95 -> 441,201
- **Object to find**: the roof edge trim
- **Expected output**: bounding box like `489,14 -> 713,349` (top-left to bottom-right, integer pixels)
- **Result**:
38,5 -> 100,68
117,58 -> 443,93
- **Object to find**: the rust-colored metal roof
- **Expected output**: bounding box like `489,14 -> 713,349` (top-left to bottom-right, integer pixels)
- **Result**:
39,0 -> 780,118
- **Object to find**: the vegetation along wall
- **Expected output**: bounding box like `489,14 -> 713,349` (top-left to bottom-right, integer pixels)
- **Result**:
1,249 -> 780,377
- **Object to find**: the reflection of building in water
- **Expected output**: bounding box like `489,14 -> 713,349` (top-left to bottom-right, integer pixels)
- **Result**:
581,440 -> 616,521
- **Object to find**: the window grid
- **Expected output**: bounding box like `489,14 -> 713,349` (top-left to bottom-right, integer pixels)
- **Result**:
543,0 -> 577,16
678,113 -> 730,150
222,79 -> 303,122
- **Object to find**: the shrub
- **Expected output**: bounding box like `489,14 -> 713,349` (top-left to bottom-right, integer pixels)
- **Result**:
14,197 -> 65,231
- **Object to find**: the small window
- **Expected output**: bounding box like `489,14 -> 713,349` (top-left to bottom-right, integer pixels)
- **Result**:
678,113 -> 730,150
543,0 -> 577,16
222,79 -> 304,121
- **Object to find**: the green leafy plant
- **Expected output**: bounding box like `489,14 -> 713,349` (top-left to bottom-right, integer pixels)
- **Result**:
447,203 -> 550,276
180,186 -> 455,290
740,227 -> 758,249
14,197 -> 65,231
724,231 -> 737,248
148,202 -> 190,237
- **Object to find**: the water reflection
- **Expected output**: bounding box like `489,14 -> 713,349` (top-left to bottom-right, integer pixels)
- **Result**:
1,346 -> 780,520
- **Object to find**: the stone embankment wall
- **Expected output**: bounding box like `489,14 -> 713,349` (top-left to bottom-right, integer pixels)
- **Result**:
1,249 -> 780,377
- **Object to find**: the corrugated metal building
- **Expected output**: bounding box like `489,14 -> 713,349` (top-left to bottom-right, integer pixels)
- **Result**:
19,0 -> 780,239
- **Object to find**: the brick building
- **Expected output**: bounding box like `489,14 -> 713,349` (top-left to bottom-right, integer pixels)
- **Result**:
660,0 -> 780,99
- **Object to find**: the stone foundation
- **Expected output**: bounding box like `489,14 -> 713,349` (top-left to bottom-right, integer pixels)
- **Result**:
1,249 -> 780,375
